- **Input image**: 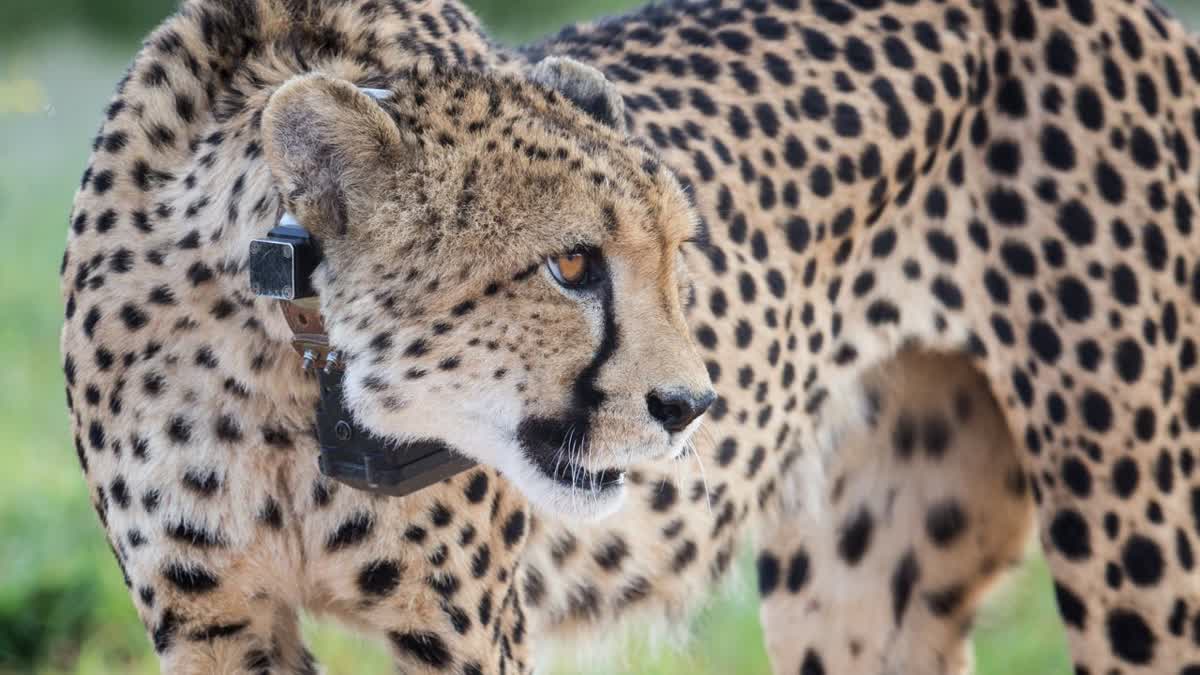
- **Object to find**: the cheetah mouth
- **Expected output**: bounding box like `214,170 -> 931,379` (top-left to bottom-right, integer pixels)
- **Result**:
529,452 -> 626,491
516,416 -> 626,491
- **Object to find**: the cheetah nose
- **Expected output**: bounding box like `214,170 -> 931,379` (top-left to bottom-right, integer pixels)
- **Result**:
646,388 -> 717,433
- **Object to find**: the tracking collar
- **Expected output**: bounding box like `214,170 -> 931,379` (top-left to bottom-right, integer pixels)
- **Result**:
248,212 -> 475,497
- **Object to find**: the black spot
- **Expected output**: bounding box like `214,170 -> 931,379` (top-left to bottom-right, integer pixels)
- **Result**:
779,549 -> 809,595
153,609 -> 179,653
715,30 -> 751,53
1130,126 -> 1159,169
502,509 -> 526,548
1111,264 -> 1140,306
1056,277 -> 1092,322
832,104 -> 861,137
110,477 -> 130,509
358,559 -> 402,597
470,544 -> 491,578
464,471 -> 488,503
1040,124 -> 1075,171
326,511 -> 374,552
184,619 -> 250,645
926,499 -> 967,547
1106,609 -> 1155,664
893,413 -> 917,459
92,170 -> 114,194
1114,339 -> 1144,383
925,190 -> 951,224
1181,385 -> 1200,431
1080,390 -> 1113,432
1049,508 -> 1091,560
259,497 -> 283,530
182,469 -> 221,497
1121,535 -> 1164,586
163,562 -> 219,594
1095,162 -> 1125,204
167,416 -> 191,444
785,217 -> 811,253
1044,30 -> 1077,75
1054,581 -> 1087,629
108,247 -> 133,272
987,187 -> 1026,226
838,507 -> 873,565
389,631 -> 451,669
651,480 -> 677,511
801,28 -> 836,61
1072,87 -> 1104,135
890,550 -> 920,625
119,303 -> 149,331
429,502 -> 453,528
921,415 -> 951,458
996,78 -> 1027,117
925,585 -> 965,617
756,553 -> 780,596
844,36 -> 874,73
1065,0 -> 1094,24
1028,321 -> 1062,364
1057,200 -> 1095,245
214,414 -> 241,442
866,300 -> 900,325
931,277 -> 963,309
88,420 -> 107,450
671,539 -> 698,572
1061,456 -> 1092,498
166,519 -> 226,548
187,262 -> 214,285
882,36 -> 914,69
1113,456 -> 1140,498
986,140 -> 1021,175
800,649 -> 826,675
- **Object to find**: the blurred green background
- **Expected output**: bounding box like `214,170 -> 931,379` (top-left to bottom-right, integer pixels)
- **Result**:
5,1 -> 1197,673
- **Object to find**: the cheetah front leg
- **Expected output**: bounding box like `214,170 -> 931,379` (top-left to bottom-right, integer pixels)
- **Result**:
303,468 -> 536,675
105,471 -> 318,675
757,351 -> 1035,675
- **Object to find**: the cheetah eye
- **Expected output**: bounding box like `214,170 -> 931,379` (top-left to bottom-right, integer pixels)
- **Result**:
547,247 -> 602,289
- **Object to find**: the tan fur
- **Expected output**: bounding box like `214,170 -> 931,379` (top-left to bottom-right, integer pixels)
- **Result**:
758,352 -> 1035,674
60,0 -> 1200,673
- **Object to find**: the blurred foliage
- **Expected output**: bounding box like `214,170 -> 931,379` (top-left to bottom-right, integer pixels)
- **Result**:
8,0 -> 1200,673
0,0 -> 175,48
0,0 -> 642,46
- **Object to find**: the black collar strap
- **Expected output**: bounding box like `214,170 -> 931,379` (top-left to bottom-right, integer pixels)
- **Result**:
249,209 -> 475,497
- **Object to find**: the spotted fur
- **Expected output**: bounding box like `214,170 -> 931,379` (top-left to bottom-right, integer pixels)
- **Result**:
61,0 -> 1200,673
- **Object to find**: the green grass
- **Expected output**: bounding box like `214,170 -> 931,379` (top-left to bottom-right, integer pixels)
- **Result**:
5,0 -> 1160,671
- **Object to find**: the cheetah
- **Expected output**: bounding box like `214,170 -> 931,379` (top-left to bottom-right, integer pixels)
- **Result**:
61,0 -> 1200,673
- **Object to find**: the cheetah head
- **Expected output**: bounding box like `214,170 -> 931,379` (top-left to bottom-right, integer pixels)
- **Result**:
262,59 -> 714,520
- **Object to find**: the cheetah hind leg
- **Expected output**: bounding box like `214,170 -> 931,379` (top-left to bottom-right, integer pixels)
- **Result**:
757,350 -> 1036,675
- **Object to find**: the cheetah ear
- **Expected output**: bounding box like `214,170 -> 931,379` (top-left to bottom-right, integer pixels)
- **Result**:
262,73 -> 405,238
528,56 -> 627,133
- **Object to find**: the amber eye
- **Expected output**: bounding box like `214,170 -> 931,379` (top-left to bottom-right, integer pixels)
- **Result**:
547,248 -> 597,288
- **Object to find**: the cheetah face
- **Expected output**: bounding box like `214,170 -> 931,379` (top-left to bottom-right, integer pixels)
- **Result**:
263,63 -> 713,520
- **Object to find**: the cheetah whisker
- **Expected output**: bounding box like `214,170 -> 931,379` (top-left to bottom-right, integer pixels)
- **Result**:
685,437 -> 714,518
